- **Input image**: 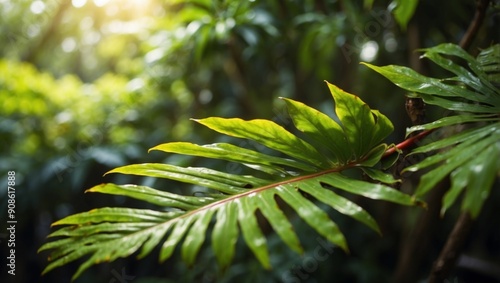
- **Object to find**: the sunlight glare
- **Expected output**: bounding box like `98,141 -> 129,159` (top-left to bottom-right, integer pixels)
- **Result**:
61,37 -> 77,53
94,0 -> 150,9
30,0 -> 45,14
94,0 -> 154,18
93,0 -> 110,7
360,41 -> 379,62
72,0 -> 87,8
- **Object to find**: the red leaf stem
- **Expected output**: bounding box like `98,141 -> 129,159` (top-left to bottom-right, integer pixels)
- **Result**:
383,129 -> 435,158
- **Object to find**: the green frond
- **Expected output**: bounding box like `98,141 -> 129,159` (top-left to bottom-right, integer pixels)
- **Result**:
192,117 -> 333,168
150,142 -> 316,173
40,81 -> 418,280
404,123 -> 500,217
366,43 -> 500,218
476,44 -> 500,87
405,114 -> 498,137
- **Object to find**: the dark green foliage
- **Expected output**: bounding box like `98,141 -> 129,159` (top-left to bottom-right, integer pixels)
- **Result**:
366,44 -> 500,218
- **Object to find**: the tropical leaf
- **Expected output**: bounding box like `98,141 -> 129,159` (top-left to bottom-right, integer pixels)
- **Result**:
405,114 -> 498,136
365,44 -> 500,218
476,44 -> 500,86
390,0 -> 419,30
40,81 -> 419,281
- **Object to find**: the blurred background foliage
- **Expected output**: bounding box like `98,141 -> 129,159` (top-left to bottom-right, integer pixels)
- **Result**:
0,0 -> 498,282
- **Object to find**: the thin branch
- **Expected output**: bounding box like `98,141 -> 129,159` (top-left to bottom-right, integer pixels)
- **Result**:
391,179 -> 449,283
459,0 -> 491,50
428,212 -> 474,283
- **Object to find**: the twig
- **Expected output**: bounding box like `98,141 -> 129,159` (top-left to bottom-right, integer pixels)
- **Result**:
391,179 -> 449,283
459,0 -> 491,50
428,212 -> 474,283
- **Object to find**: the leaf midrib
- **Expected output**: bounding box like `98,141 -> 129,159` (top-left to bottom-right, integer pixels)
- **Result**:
85,162 -> 354,251
177,162 -> 354,220
60,162 -> 361,273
